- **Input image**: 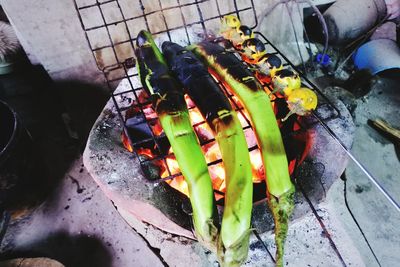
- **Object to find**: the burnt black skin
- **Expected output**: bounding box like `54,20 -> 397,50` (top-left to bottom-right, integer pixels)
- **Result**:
135,31 -> 186,114
197,41 -> 261,92
162,41 -> 233,125
275,69 -> 298,79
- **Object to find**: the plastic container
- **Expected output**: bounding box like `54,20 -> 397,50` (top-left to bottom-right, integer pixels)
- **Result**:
353,39 -> 400,74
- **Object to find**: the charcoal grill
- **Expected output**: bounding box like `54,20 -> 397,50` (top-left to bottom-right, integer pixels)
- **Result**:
74,0 -> 396,266
74,0 -> 339,182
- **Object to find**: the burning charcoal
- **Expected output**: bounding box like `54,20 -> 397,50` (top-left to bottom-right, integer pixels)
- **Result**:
192,41 -> 295,266
244,128 -> 257,148
140,158 -> 162,181
194,125 -> 214,144
125,114 -> 170,154
154,134 -> 171,155
126,114 -> 152,141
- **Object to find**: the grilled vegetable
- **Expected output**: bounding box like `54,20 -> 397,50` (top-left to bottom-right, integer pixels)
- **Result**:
220,15 -> 254,48
237,25 -> 254,41
135,31 -> 218,248
218,15 -> 281,78
241,38 -> 266,64
271,69 -> 301,95
283,87 -> 318,121
220,15 -> 241,41
254,54 -> 284,85
163,41 -> 253,267
271,69 -> 318,120
232,25 -> 254,49
257,53 -> 283,77
218,15 -> 253,49
191,41 -> 295,267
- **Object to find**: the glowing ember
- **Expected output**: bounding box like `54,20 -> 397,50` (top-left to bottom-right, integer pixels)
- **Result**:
162,152 -> 180,176
250,149 -> 264,183
168,175 -> 189,196
189,107 -> 206,125
122,131 -> 133,153
122,89 -> 311,200
138,148 -> 156,159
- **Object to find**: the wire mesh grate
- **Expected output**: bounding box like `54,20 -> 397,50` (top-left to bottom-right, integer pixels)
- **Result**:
73,0 -> 342,212
74,0 -> 348,264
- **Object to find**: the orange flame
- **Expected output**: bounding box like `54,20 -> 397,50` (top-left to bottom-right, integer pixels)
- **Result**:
160,98 -> 267,198
123,88 -> 312,200
121,131 -> 133,153
137,148 -> 156,159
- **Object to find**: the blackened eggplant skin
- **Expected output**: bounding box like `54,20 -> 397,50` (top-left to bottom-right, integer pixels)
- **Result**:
162,42 -> 233,125
136,32 -> 186,115
135,31 -> 218,249
196,41 -> 260,92
192,41 -> 295,267
163,41 -> 253,267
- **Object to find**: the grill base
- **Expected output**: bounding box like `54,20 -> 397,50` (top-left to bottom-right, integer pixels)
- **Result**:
83,74 -> 357,265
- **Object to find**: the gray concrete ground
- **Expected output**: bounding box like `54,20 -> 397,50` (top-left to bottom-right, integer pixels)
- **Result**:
325,71 -> 400,266
1,156 -> 163,267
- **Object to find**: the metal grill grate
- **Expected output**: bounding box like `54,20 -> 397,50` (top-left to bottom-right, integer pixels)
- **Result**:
74,0 -> 348,265
73,0 -> 339,184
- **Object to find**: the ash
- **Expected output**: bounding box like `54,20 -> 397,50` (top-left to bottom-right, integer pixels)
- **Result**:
82,42 -> 364,265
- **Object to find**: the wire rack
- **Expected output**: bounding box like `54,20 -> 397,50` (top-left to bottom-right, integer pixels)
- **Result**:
73,0 -> 352,265
73,0 -> 340,172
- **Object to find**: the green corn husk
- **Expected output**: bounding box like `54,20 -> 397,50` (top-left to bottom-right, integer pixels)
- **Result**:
162,42 -> 253,267
191,41 -> 295,267
135,31 -> 218,248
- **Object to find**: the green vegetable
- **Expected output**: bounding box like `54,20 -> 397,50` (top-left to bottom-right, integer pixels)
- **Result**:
163,41 -> 253,267
192,41 -> 295,267
135,31 -> 218,248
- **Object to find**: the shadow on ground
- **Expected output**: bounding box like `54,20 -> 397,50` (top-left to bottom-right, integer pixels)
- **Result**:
0,231 -> 112,267
0,62 -> 108,231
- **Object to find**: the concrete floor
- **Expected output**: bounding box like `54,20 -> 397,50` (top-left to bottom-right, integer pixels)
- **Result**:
1,156 -> 164,267
0,63 -> 163,266
0,61 -> 399,267
326,70 -> 400,266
